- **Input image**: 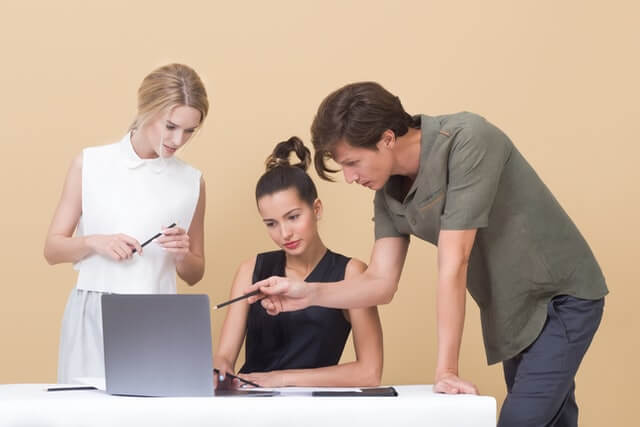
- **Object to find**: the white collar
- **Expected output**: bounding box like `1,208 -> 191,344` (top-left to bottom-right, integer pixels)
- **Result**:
119,132 -> 170,173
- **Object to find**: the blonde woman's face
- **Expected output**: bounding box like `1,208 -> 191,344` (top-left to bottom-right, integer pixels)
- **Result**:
143,105 -> 202,158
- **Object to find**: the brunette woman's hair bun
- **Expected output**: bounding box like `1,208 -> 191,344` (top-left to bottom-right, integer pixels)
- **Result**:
265,136 -> 311,172
256,136 -> 318,206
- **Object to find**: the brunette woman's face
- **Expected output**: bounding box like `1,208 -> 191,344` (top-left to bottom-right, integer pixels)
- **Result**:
257,188 -> 322,255
141,105 -> 202,158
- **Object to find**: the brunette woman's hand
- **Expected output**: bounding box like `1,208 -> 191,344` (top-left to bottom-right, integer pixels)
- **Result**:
237,371 -> 282,388
214,358 -> 241,390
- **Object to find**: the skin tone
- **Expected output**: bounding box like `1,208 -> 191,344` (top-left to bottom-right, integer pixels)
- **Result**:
44,105 -> 207,285
248,129 -> 479,395
214,187 -> 383,388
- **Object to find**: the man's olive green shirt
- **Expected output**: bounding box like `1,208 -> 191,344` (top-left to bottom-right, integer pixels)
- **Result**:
374,113 -> 608,364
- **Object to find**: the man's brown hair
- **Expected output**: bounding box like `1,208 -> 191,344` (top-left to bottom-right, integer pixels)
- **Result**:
310,82 -> 419,180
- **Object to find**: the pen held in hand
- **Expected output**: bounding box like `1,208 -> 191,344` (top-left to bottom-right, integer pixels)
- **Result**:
132,222 -> 176,254
212,289 -> 261,310
213,368 -> 261,388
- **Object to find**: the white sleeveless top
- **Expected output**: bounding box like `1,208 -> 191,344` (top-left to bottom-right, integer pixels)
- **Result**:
73,133 -> 202,294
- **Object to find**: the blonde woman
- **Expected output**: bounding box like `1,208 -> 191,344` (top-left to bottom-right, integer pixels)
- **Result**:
44,64 -> 209,383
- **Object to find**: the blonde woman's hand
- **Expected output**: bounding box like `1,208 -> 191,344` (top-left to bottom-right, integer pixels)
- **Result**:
156,225 -> 190,262
86,234 -> 142,261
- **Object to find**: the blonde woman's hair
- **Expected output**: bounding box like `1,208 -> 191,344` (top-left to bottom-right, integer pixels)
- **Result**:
130,63 -> 209,131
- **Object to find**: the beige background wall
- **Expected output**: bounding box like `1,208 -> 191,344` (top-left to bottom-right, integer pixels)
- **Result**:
1,0 -> 638,424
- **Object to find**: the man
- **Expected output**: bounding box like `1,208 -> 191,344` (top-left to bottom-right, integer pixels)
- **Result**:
250,82 -> 607,426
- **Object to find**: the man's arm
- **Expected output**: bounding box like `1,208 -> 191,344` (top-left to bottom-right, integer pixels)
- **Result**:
249,236 -> 410,313
433,229 -> 479,395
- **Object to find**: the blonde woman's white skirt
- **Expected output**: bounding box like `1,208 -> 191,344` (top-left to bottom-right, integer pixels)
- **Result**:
57,288 -> 106,384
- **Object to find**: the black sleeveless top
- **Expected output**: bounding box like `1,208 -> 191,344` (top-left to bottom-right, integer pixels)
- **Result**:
239,249 -> 351,373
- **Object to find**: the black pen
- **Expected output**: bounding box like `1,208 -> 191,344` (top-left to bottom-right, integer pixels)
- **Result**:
214,368 -> 261,388
212,289 -> 261,310
133,223 -> 176,253
47,386 -> 98,392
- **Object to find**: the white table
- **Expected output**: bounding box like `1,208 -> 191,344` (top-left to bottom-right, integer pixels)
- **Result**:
0,384 -> 495,427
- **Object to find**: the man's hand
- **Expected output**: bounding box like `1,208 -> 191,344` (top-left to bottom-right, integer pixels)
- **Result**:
246,276 -> 314,315
434,372 -> 478,394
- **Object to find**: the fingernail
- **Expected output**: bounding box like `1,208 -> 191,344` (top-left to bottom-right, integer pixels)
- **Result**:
219,374 -> 224,381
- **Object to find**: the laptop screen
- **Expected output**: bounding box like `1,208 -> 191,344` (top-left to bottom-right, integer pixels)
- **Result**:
102,294 -> 214,397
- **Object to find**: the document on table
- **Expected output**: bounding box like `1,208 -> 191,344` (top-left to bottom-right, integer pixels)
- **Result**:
251,386 -> 398,396
245,387 -> 356,396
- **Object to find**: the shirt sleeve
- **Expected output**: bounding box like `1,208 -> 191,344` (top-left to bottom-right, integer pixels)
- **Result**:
440,117 -> 512,230
373,191 -> 406,240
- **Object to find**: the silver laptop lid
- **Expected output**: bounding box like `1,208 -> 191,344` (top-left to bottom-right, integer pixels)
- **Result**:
102,294 -> 214,397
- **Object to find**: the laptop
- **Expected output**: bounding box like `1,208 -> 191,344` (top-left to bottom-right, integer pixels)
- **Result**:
102,294 -> 214,397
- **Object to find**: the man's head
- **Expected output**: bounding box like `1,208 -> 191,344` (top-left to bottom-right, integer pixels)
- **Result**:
310,82 -> 420,184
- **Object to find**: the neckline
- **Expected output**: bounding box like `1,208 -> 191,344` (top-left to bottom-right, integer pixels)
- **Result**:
120,132 -> 170,173
279,249 -> 331,282
384,114 -> 439,206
